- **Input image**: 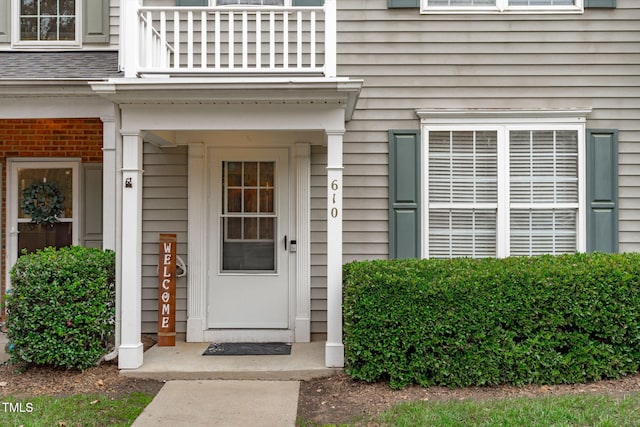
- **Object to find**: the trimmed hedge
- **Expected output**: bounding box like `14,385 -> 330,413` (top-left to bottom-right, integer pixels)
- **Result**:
6,246 -> 116,370
343,253 -> 640,389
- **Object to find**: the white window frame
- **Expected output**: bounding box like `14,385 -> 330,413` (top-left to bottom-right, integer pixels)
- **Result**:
5,159 -> 81,291
215,0 -> 288,5
11,0 -> 82,48
417,109 -> 589,259
421,0 -> 583,14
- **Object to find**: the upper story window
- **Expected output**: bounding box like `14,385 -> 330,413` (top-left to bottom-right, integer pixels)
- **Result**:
217,0 -> 285,4
14,0 -> 80,45
422,0 -> 583,13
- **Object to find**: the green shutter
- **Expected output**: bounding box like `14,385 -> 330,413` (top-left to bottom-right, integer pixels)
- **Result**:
585,0 -> 616,8
83,0 -> 109,43
388,0 -> 419,8
389,130 -> 421,259
177,0 -> 208,5
0,0 -> 9,43
586,129 -> 618,253
83,164 -> 103,249
292,0 -> 324,5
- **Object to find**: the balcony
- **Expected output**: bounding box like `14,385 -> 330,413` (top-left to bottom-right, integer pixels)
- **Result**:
125,3 -> 336,78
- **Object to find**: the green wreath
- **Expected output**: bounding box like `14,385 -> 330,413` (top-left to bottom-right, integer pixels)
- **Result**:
21,182 -> 65,225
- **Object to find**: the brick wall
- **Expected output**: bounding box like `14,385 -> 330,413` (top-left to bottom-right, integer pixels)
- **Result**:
0,118 -> 104,319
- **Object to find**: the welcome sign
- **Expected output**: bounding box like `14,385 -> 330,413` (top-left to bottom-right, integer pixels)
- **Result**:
158,233 -> 177,346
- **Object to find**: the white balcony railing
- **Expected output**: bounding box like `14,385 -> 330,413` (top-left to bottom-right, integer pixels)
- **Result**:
127,3 -> 336,77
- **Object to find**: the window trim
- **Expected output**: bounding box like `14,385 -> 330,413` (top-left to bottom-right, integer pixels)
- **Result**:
417,109 -> 589,259
11,0 -> 82,47
421,0 -> 584,14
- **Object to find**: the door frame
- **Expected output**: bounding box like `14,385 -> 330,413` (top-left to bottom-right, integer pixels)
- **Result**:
186,135 -> 312,343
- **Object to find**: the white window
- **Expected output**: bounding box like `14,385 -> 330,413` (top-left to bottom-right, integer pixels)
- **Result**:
419,111 -> 587,259
13,0 -> 80,46
5,159 -> 81,290
216,0 -> 285,5
422,0 -> 583,13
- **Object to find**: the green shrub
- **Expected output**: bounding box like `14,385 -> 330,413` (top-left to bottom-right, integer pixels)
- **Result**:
5,246 -> 116,370
343,253 -> 640,389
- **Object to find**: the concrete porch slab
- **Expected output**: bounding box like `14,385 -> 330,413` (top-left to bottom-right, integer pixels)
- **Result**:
120,341 -> 339,381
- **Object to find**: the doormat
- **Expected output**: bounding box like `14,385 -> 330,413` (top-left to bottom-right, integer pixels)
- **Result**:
203,342 -> 292,356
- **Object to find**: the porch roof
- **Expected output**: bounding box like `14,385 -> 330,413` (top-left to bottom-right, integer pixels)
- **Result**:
91,77 -> 363,121
0,51 -> 122,80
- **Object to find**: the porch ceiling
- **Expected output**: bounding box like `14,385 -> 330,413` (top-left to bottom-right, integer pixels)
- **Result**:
90,77 -> 363,121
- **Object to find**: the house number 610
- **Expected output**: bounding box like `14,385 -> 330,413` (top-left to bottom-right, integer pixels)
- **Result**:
330,179 -> 339,218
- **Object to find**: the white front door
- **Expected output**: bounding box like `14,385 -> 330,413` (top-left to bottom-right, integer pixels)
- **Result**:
208,148 -> 290,329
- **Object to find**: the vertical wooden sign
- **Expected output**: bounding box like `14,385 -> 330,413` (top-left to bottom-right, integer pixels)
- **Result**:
158,234 -> 177,346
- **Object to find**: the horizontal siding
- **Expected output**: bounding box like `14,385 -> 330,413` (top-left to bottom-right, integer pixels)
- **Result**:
109,0 -> 119,48
141,143 -> 189,335
339,0 -> 640,258
310,145 -> 327,339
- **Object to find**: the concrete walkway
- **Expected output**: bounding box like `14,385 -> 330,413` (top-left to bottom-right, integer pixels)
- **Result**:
132,380 -> 300,427
126,342 -> 333,426
0,337 -> 321,426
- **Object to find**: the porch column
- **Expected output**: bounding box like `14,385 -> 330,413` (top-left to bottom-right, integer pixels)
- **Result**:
123,0 -> 142,78
324,0 -> 337,78
187,143 -> 206,342
118,131 -> 144,369
295,143 -> 311,342
101,115 -> 117,251
326,131 -> 344,367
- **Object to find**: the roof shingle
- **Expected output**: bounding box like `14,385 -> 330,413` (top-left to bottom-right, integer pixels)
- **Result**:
0,51 -> 121,80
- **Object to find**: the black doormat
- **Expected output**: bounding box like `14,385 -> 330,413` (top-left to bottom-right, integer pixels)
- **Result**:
203,342 -> 292,356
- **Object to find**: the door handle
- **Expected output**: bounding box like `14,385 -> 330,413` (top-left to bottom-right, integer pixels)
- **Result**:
284,235 -> 287,251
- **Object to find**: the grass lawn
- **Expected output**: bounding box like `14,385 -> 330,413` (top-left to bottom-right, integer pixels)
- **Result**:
305,392 -> 640,427
0,392 -> 154,427
375,393 -> 640,427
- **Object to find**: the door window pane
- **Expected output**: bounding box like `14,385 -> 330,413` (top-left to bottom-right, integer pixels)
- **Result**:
17,167 -> 74,255
18,168 -> 73,219
222,161 -> 276,272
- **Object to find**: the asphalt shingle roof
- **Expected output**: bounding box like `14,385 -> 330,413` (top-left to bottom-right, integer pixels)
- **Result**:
0,51 -> 121,80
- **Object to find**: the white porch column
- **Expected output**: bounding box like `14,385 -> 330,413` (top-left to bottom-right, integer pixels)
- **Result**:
187,143 -> 207,342
324,0 -> 337,78
326,131 -> 344,367
123,0 -> 142,78
295,143 -> 311,342
118,130 -> 144,369
101,116 -> 117,251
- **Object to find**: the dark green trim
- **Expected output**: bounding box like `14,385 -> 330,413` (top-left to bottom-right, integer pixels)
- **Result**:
389,130 -> 421,259
292,0 -> 324,5
0,0 -> 10,43
388,0 -> 419,8
585,0 -> 616,8
176,0 -> 208,5
586,129 -> 619,253
83,0 -> 110,43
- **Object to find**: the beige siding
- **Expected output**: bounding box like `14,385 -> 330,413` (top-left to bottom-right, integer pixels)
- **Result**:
310,145 -> 327,340
141,143 -> 189,334
109,0 -> 119,48
339,0 -> 640,259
